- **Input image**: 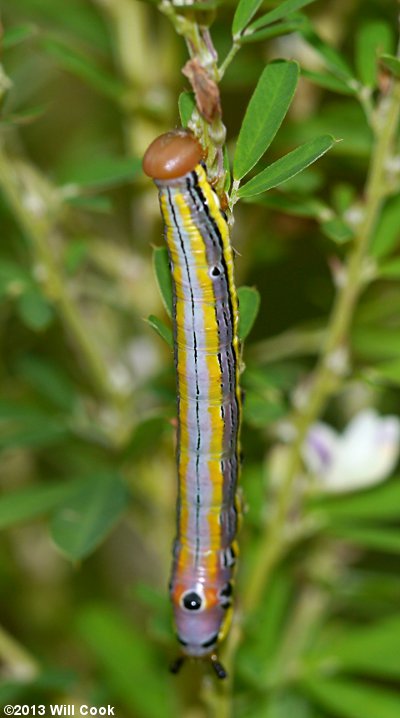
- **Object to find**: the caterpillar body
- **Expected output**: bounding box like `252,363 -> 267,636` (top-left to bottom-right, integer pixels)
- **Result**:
143,130 -> 241,670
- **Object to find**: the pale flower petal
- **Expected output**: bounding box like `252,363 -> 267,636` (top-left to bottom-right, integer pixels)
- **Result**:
303,409 -> 400,493
302,423 -> 338,476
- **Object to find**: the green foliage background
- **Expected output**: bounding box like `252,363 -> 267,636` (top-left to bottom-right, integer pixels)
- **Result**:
1,0 -> 400,716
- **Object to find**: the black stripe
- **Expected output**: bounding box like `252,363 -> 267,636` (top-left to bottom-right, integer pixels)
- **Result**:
190,172 -> 241,539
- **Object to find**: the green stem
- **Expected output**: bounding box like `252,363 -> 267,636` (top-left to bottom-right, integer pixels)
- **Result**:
217,42 -> 240,80
0,147 -> 118,402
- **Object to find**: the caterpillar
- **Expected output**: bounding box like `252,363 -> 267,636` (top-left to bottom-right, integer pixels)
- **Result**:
143,130 -> 241,678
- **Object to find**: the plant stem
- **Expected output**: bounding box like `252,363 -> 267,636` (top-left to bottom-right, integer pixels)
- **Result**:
158,2 -> 228,193
0,146 -> 118,403
213,72 -> 400,718
218,42 -> 240,80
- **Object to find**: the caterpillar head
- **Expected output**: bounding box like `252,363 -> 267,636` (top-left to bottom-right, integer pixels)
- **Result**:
142,130 -> 203,180
171,579 -> 233,657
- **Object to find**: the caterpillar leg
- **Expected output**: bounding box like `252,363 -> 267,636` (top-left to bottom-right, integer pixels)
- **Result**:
169,654 -> 227,679
210,654 -> 227,679
170,655 -> 185,674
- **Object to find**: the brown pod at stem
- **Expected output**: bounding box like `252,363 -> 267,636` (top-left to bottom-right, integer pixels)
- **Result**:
182,58 -> 222,123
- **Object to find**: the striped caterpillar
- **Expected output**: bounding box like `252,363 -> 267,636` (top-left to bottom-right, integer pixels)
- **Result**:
143,130 -> 241,677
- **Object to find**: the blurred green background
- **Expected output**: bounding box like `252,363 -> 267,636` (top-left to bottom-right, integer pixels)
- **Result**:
1,1 -> 400,716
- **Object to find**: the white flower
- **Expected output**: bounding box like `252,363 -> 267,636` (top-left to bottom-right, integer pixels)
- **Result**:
303,409 -> 400,493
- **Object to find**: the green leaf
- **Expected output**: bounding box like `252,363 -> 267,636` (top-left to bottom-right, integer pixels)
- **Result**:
64,239 -> 89,274
0,481 -> 81,530
371,195 -> 400,259
233,61 -> 299,180
77,605 -> 175,718
244,363 -> 302,391
133,582 -> 167,612
40,38 -> 125,102
16,355 -> 76,412
146,315 -> 173,347
178,91 -> 196,126
331,182 -> 356,214
283,694 -> 318,718
246,192 -> 330,219
244,391 -> 286,428
379,258 -> 400,279
241,18 -> 305,45
237,570 -> 292,682
2,24 -> 37,50
300,26 -> 355,81
123,416 -> 171,461
245,0 -> 316,34
0,417 -> 68,451
0,400 -> 53,422
65,195 -> 113,214
0,260 -> 29,298
17,288 -> 54,331
16,421 -> 68,453
263,693 -> 313,718
233,0 -> 315,38
240,463 -> 264,529
13,0 -> 110,52
0,682 -> 28,705
238,135 -> 335,198
238,285 -> 260,340
353,326 -> 400,361
327,525 -> 400,554
302,68 -> 356,95
152,246 -> 173,317
59,154 -> 142,191
341,570 -> 400,616
0,104 -> 48,128
371,358 -> 400,386
223,144 -> 232,193
232,0 -> 264,37
380,54 -> 400,79
276,167 -> 323,193
360,333 -> 396,364
304,677 -> 400,718
51,472 -> 130,560
309,478 -> 400,521
355,21 -> 394,87
290,98 -> 370,158
321,216 -> 354,243
314,615 -> 400,679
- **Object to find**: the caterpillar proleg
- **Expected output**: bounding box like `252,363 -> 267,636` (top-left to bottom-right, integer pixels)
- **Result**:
143,130 -> 241,672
